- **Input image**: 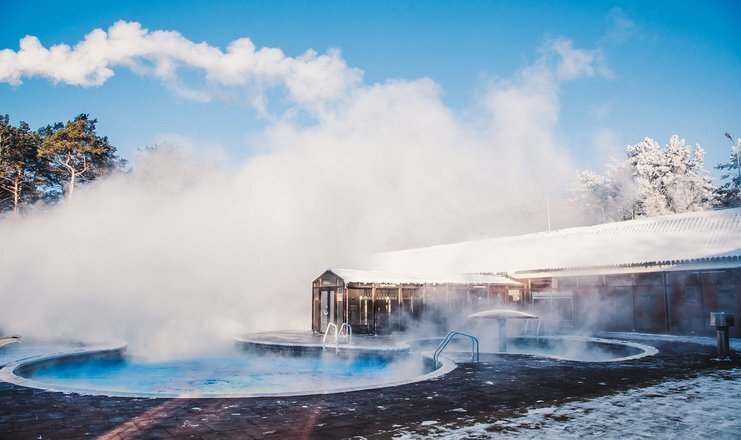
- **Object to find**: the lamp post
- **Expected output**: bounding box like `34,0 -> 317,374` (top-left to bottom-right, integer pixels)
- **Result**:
585,203 -> 606,223
546,192 -> 551,233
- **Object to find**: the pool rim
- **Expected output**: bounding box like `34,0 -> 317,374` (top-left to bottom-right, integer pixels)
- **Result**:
406,334 -> 658,363
0,343 -> 456,399
499,335 -> 659,362
0,335 -> 658,398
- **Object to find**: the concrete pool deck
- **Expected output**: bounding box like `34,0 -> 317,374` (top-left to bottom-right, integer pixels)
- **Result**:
0,333 -> 739,439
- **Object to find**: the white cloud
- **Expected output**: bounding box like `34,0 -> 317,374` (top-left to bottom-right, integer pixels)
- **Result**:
550,37 -> 612,81
602,7 -> 638,44
591,101 -> 613,120
0,21 -> 362,113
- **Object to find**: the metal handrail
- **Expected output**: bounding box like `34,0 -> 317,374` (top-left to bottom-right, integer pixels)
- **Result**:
433,330 -> 479,368
322,322 -> 354,352
524,318 -> 543,336
338,323 -> 353,344
322,323 -> 338,350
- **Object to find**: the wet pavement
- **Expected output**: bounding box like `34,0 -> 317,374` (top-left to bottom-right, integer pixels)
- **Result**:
0,335 -> 739,439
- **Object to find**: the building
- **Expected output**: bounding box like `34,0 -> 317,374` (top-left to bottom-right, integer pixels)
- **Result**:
371,207 -> 741,337
311,269 -> 523,335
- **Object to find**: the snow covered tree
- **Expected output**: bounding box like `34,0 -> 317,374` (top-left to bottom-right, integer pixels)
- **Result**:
665,136 -> 715,211
715,133 -> 741,207
627,135 -> 714,215
570,170 -> 613,223
570,135 -> 715,223
568,167 -> 637,223
625,137 -> 669,216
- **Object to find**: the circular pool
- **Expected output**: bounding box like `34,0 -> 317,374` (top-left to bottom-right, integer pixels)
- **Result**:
503,336 -> 658,362
0,334 -> 656,398
408,335 -> 658,362
0,345 -> 452,398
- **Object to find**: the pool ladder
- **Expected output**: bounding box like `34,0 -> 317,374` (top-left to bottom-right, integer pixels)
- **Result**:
524,318 -> 543,336
433,331 -> 480,368
322,323 -> 353,352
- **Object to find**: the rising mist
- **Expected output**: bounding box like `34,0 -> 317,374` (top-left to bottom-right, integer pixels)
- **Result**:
0,34 -> 606,359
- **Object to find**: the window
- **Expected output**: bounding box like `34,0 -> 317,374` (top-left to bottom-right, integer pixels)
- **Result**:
684,286 -> 699,302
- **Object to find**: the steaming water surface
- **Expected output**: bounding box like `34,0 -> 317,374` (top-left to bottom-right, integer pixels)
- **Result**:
21,350 -> 428,397
6,336 -> 655,397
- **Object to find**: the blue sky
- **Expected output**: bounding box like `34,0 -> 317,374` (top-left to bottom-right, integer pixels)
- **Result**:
1,0 -> 739,175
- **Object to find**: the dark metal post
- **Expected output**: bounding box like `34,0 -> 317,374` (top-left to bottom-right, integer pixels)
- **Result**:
710,312 -> 735,360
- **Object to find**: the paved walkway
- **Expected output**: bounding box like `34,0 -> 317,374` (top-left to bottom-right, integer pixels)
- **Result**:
0,335 -> 738,439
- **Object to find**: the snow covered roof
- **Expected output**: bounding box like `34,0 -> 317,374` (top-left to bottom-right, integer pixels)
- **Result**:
324,268 -> 523,286
373,208 -> 741,277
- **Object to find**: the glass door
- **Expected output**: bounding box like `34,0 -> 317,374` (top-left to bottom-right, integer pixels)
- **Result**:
320,289 -> 335,333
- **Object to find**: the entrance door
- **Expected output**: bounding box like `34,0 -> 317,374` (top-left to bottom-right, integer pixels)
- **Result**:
320,289 -> 335,333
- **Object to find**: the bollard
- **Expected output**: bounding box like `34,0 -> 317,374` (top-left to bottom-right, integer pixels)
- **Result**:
709,312 -> 735,360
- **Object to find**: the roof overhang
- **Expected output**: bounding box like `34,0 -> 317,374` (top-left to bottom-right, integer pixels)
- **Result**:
512,256 -> 741,279
325,268 -> 524,287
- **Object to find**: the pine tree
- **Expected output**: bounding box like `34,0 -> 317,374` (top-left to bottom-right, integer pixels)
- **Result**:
716,133 -> 741,207
0,115 -> 43,213
38,114 -> 124,198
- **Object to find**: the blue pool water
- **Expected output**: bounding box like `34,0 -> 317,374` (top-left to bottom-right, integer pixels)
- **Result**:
20,350 -> 427,397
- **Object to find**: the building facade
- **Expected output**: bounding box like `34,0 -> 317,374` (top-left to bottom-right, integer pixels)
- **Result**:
324,208 -> 741,338
311,269 -> 522,335
519,267 -> 740,338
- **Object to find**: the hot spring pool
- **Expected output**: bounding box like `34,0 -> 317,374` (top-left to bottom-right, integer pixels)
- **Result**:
0,334 -> 656,398
2,346 -> 449,398
409,335 -> 658,363
503,336 -> 658,361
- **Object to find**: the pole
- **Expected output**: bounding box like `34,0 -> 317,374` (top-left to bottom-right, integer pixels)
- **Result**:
585,203 -> 606,223
546,192 -> 551,233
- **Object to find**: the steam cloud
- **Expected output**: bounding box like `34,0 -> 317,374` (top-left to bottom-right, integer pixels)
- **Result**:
0,24 -> 608,359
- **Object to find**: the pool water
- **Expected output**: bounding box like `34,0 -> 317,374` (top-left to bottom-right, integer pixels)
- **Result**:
409,335 -> 655,362
20,350 -> 428,397
506,337 -> 645,361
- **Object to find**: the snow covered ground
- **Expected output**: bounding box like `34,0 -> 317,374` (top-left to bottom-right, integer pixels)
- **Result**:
393,334 -> 741,439
393,368 -> 740,439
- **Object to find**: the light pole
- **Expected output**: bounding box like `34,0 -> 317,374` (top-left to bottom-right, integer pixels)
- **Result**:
585,203 -> 606,223
546,191 -> 551,233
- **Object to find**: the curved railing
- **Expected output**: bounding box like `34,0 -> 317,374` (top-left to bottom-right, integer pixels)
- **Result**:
433,331 -> 479,368
322,323 -> 338,350
339,323 -> 353,344
322,323 -> 353,351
